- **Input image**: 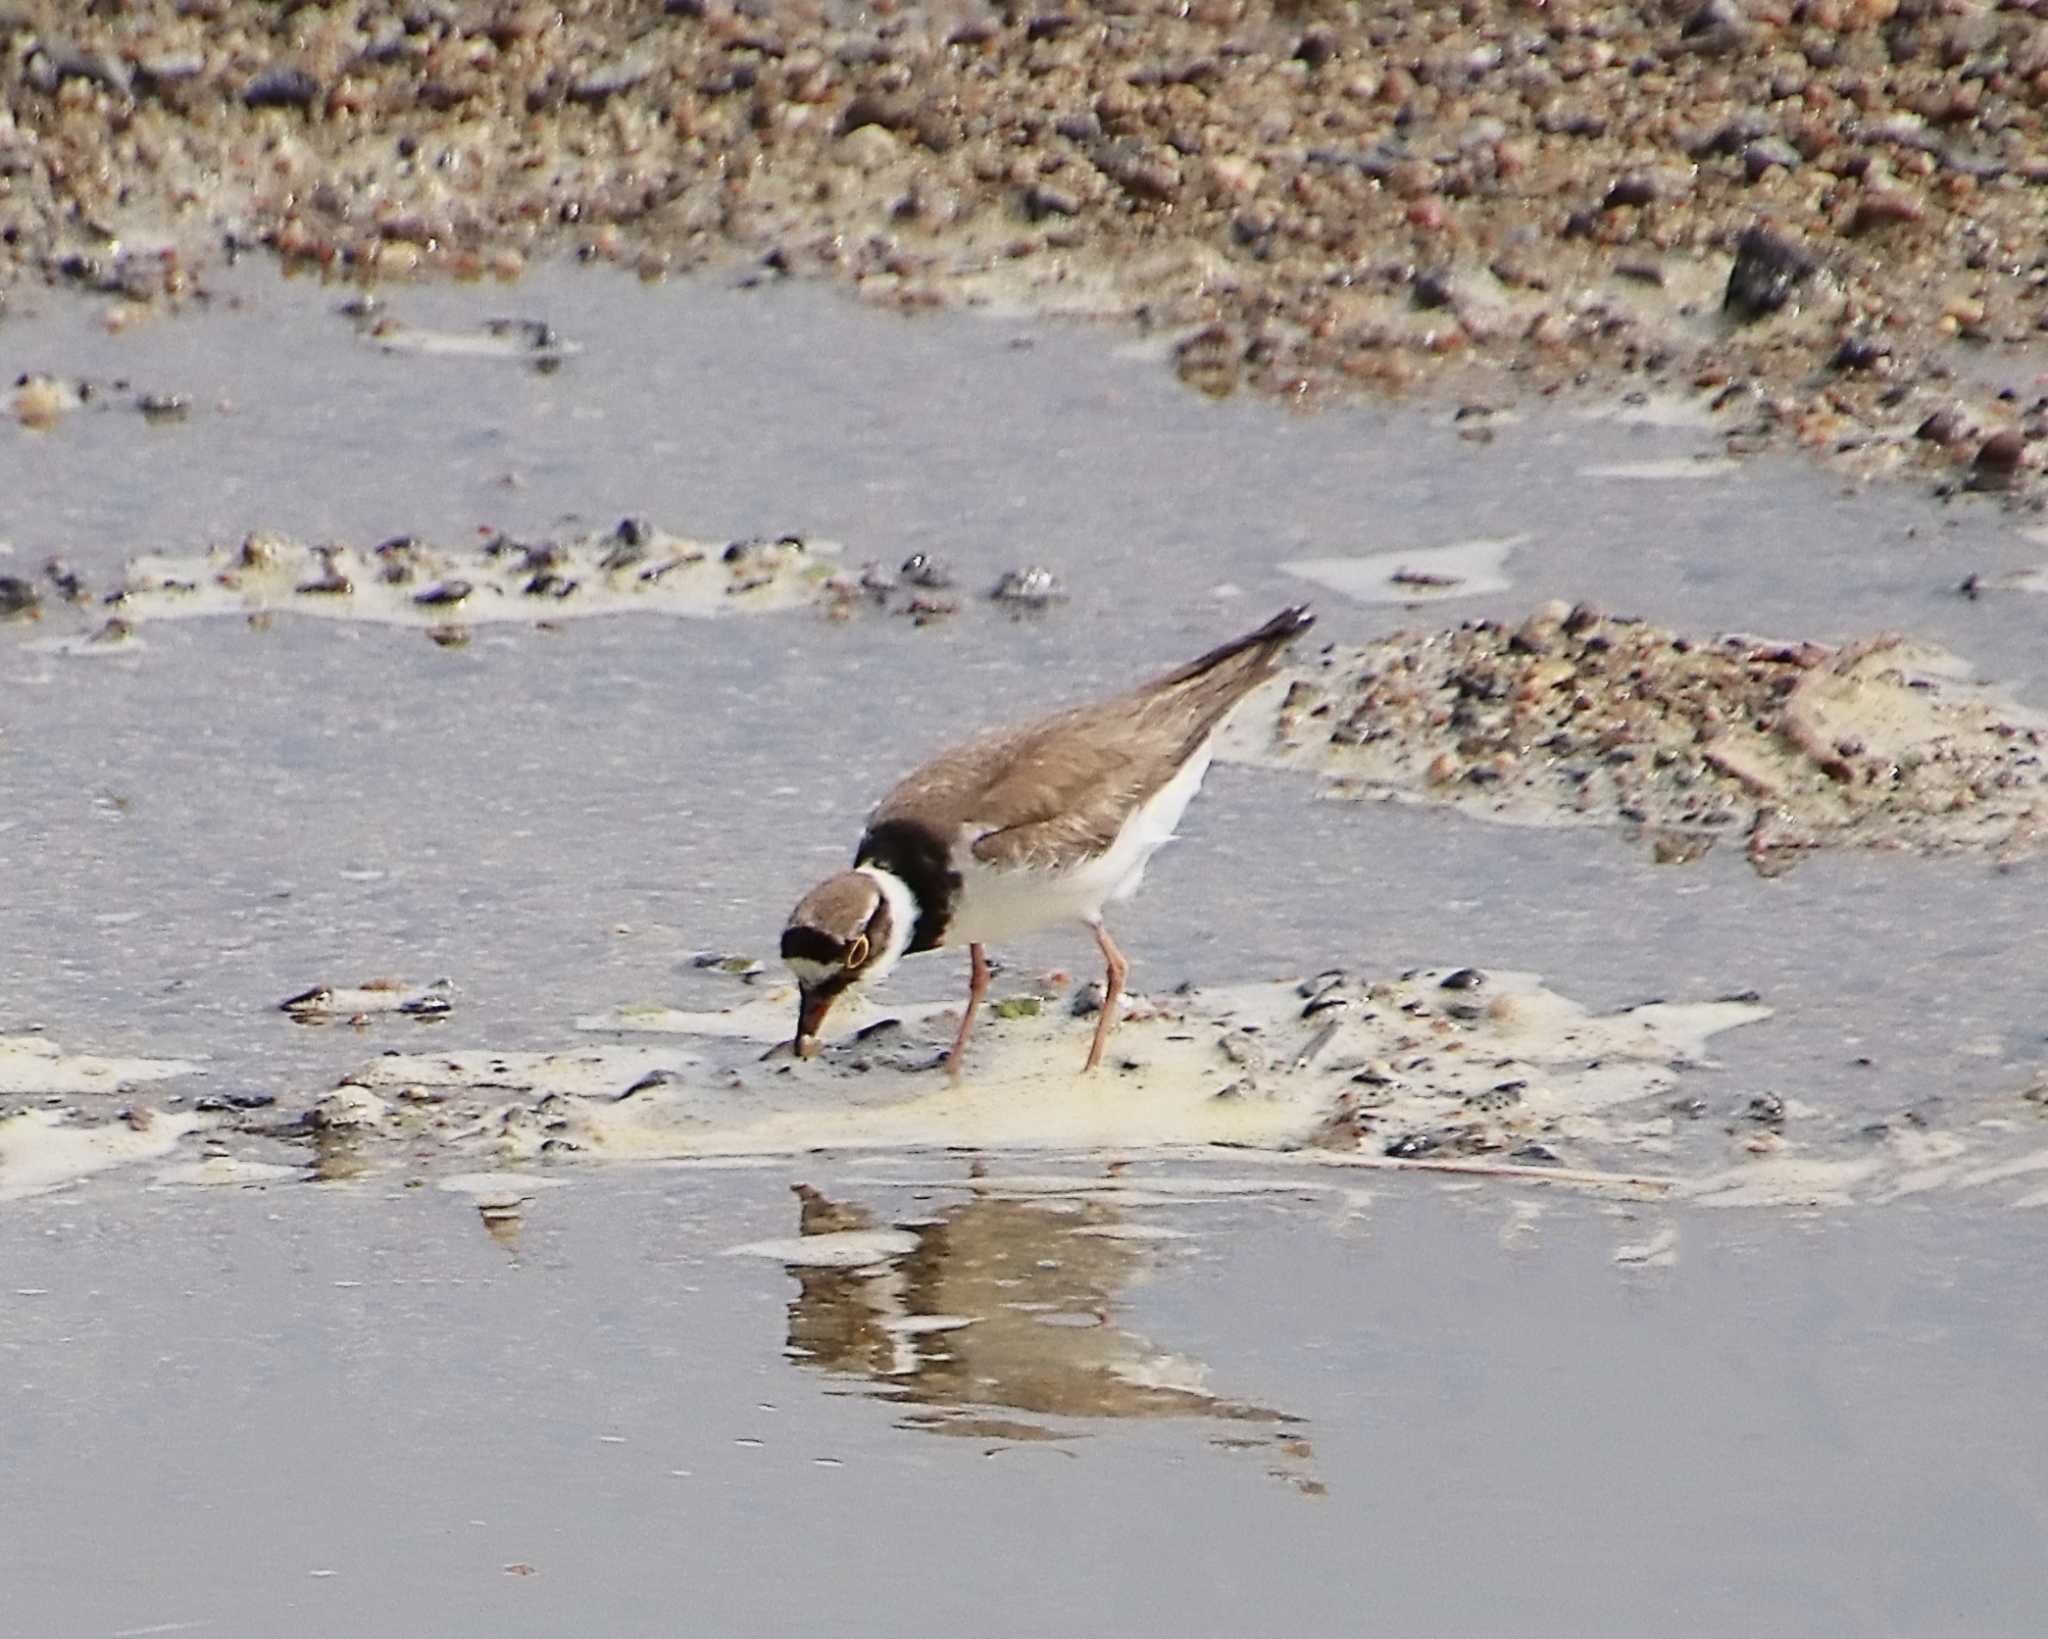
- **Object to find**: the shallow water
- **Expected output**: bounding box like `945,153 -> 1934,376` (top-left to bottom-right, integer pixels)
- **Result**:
6,1166 -> 2048,1638
2,262 -> 2046,1632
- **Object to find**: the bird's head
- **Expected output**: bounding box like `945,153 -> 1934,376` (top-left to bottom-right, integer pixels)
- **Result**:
779,870 -> 905,1057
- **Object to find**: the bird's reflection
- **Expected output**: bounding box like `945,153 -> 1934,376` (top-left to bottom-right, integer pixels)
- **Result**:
773,1183 -> 1322,1493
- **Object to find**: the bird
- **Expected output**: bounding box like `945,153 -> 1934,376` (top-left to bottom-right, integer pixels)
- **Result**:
779,604 -> 1316,1075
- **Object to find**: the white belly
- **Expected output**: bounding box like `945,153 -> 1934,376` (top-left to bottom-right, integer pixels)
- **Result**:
946,739 -> 1214,945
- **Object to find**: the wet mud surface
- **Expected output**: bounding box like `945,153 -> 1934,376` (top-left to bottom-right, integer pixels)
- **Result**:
1236,606 -> 2048,866
3,261 -> 2044,1187
4,2 -> 2048,498
3,259 -> 2046,1630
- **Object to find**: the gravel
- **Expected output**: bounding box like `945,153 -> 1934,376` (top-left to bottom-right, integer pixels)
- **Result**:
1,1 -> 2044,488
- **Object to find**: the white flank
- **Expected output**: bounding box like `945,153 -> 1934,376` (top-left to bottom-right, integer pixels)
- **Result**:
948,738 -> 1215,945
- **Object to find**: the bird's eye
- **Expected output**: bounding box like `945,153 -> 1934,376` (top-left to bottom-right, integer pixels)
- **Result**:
845,935 -> 871,969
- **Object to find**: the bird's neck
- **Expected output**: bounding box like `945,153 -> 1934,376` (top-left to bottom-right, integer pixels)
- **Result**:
854,864 -> 920,980
855,818 -> 960,952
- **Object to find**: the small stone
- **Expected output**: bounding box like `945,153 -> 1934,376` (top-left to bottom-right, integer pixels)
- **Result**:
1295,30 -> 1338,70
691,952 -> 764,978
567,57 -> 652,104
1603,173 -> 1659,209
1022,184 -> 1079,221
43,558 -> 86,601
1741,140 -> 1801,182
133,51 -> 204,94
1831,333 -> 1890,373
1914,406 -> 1970,446
1847,190 -> 1923,236
1411,268 -> 1455,310
0,575 -> 39,617
1091,141 -> 1181,204
1968,430 -> 2029,490
839,93 -> 911,136
1679,0 -> 1751,52
900,553 -> 952,589
1695,114 -> 1770,158
1723,225 -> 1816,322
242,67 -> 321,110
44,47 -> 131,95
1174,323 -> 1241,397
990,566 -> 1066,606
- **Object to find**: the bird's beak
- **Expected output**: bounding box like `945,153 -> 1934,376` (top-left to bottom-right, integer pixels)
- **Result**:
794,987 -> 834,1058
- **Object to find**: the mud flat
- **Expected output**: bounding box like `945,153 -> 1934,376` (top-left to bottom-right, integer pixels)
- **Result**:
2,2 -> 2045,493
14,524 -> 846,660
7,959 -> 2046,1216
1229,602 -> 2048,869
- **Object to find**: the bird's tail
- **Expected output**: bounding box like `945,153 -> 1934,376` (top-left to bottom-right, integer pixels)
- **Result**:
1154,605 -> 1316,689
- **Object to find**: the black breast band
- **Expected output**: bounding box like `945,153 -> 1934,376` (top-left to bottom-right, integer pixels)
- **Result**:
856,818 -> 960,953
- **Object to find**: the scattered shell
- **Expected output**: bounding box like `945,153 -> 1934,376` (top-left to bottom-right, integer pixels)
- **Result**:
990,566 -> 1066,606
11,375 -> 75,429
900,553 -> 953,589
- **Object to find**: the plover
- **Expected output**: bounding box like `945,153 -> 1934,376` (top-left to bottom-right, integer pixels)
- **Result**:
780,605 -> 1315,1074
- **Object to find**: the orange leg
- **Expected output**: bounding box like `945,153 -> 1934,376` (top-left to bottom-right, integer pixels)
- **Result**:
1082,922 -> 1128,1073
945,943 -> 990,1079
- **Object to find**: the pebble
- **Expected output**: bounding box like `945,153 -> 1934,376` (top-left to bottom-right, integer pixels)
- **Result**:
900,553 -> 953,590
242,67 -> 321,110
1914,407 -> 1971,447
0,2 -> 2040,497
989,567 -> 1066,606
1968,430 -> 2029,491
1262,604 -> 2048,865
0,575 -> 40,617
1723,226 -> 1817,323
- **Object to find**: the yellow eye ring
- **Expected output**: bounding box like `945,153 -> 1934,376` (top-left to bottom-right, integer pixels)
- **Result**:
845,935 -> 871,969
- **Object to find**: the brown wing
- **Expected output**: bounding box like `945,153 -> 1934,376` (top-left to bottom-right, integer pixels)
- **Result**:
871,606 -> 1314,873
868,700 -> 1150,868
962,699 -> 1186,871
